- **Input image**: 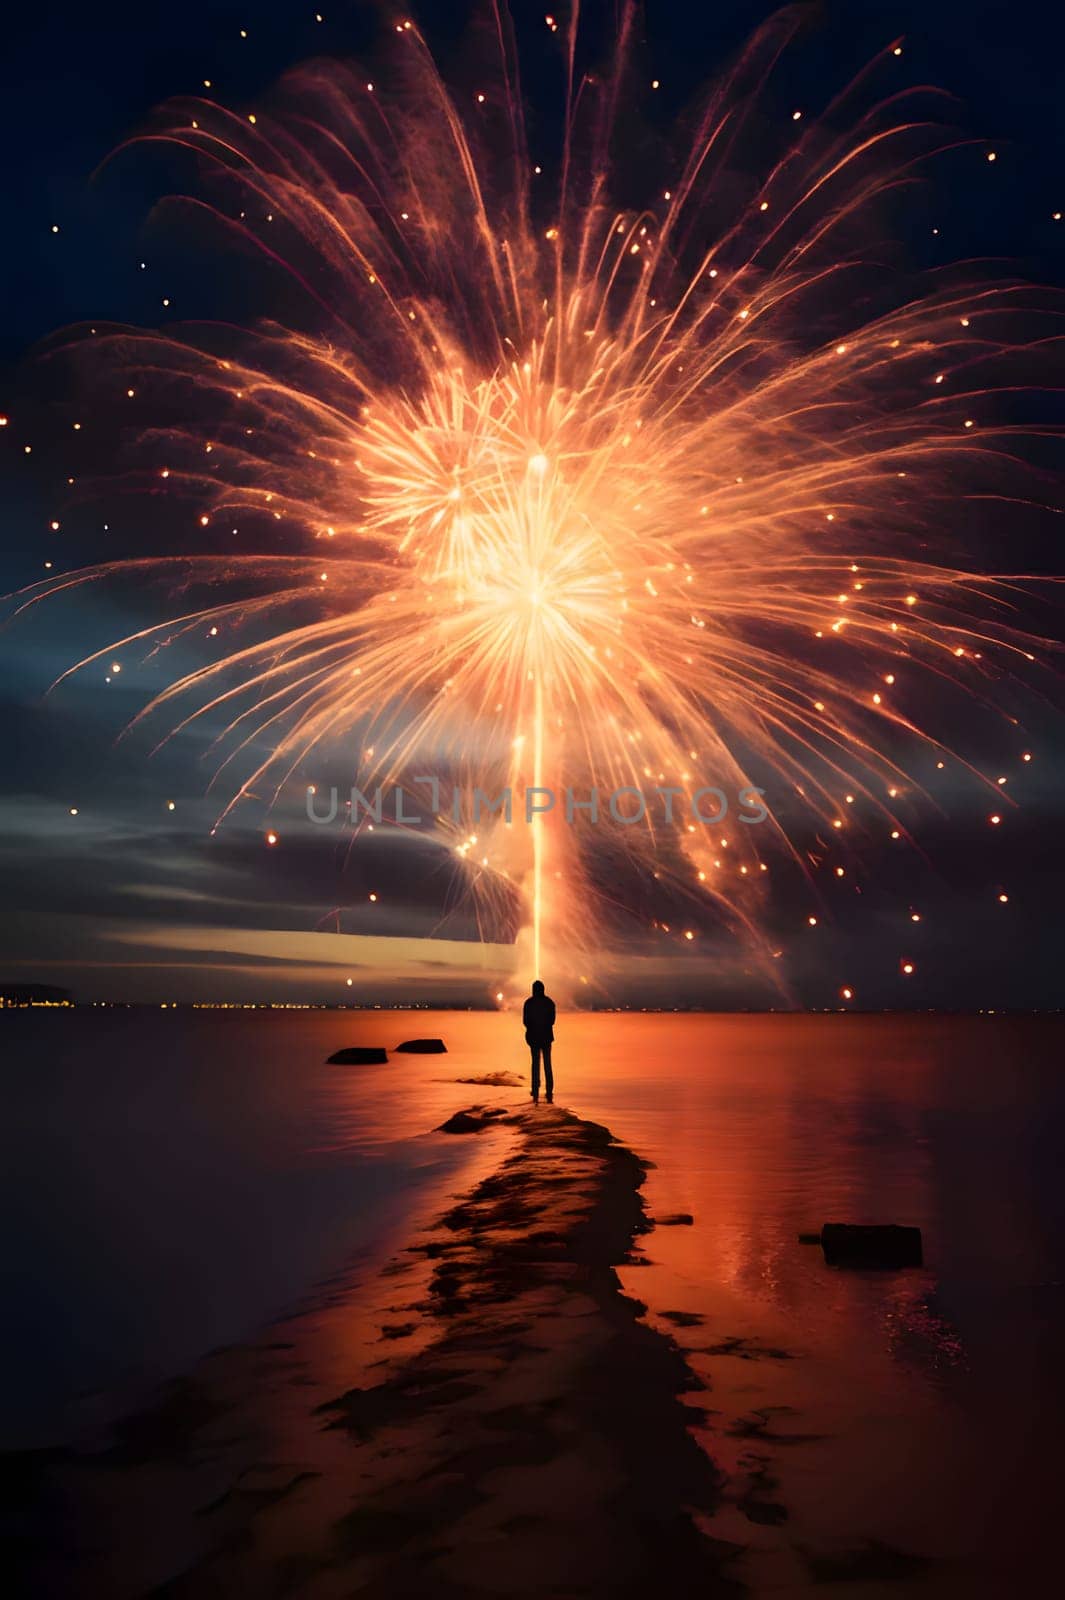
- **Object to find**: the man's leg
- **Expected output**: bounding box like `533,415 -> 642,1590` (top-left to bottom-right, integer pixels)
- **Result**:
543,1043 -> 553,1100
530,1045 -> 541,1099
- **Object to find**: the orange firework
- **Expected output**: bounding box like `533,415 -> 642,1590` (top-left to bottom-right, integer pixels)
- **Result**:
13,5 -> 1058,987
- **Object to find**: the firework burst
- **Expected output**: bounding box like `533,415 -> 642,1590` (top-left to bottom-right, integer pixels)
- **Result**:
12,4 -> 1059,992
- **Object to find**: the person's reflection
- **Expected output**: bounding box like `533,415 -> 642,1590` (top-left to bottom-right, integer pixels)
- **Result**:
522,980 -> 555,1103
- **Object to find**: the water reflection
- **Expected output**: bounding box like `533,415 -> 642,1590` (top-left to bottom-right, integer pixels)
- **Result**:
3,1008 -> 1062,1587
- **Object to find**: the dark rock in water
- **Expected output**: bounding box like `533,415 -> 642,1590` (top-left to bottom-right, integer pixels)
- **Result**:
327,1046 -> 388,1065
454,1071 -> 522,1086
437,1106 -> 508,1134
817,1223 -> 923,1268
395,1037 -> 447,1053
656,1212 -> 694,1226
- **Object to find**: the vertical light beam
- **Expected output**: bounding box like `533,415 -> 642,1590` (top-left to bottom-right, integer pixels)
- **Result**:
532,669 -> 544,980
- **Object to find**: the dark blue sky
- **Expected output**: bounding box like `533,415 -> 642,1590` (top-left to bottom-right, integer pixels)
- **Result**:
0,1 -> 1062,1007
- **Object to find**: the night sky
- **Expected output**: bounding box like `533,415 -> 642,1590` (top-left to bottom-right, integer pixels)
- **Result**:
1,0 -> 1062,1007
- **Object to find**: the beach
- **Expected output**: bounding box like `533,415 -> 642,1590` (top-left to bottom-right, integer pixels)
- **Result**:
3,1011 -> 1064,1595
10,1095 -> 737,1597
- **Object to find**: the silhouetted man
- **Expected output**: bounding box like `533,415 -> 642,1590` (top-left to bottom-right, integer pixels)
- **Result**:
523,980 -> 555,1103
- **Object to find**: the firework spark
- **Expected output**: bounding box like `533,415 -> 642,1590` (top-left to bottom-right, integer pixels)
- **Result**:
12,4 -> 1059,991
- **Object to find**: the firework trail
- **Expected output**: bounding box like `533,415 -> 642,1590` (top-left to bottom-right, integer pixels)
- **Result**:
12,4 -> 1059,991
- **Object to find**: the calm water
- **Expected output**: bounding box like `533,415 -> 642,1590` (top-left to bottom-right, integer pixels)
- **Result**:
3,1010 -> 1063,1584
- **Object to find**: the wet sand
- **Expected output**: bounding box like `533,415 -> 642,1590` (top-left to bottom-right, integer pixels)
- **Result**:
7,1012 -> 1063,1596
8,1105 -> 742,1597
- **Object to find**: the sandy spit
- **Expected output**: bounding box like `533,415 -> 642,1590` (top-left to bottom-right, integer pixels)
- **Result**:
8,1106 -> 742,1597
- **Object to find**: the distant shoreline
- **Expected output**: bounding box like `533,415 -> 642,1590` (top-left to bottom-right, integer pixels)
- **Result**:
4,998 -> 1061,1015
